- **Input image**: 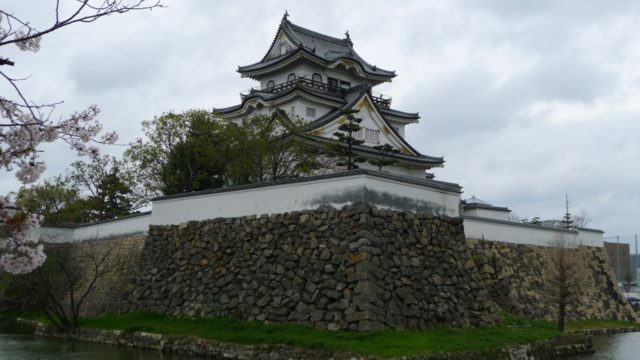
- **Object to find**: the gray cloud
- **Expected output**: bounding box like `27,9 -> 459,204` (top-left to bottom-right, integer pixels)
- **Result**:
2,0 -> 639,241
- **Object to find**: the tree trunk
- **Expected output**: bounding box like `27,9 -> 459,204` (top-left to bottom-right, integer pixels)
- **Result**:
557,302 -> 566,332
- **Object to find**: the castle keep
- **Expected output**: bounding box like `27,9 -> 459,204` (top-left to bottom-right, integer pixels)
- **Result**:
216,12 -> 443,179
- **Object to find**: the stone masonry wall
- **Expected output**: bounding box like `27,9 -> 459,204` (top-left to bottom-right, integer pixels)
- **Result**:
31,204 -> 635,331
469,239 -> 637,322
126,204 -> 498,330
1,236 -> 146,316
78,236 -> 146,316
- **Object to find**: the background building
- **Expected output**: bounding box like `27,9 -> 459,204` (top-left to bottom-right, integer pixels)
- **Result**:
604,241 -> 631,283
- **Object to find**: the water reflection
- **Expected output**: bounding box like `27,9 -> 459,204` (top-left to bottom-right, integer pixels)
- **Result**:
0,319 -> 201,360
565,332 -> 640,360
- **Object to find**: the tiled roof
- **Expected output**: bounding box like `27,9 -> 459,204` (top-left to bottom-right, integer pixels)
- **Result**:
213,84 -> 346,115
238,17 -> 395,79
380,108 -> 420,121
298,135 -> 444,168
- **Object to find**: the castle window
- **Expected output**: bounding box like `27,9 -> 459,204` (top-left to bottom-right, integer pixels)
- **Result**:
288,73 -> 296,82
340,81 -> 351,90
266,80 -> 275,89
290,106 -> 295,116
312,73 -> 322,83
306,107 -> 316,118
328,77 -> 339,90
365,128 -> 380,143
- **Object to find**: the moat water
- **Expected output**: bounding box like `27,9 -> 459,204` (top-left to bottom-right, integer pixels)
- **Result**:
0,319 -> 200,360
564,332 -> 640,359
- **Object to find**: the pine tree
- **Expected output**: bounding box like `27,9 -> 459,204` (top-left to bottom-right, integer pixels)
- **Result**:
332,109 -> 366,170
368,143 -> 399,171
562,194 -> 574,229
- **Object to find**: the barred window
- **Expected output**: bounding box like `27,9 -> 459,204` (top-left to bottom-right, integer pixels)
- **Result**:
365,128 -> 380,143
306,107 -> 316,117
352,127 -> 379,143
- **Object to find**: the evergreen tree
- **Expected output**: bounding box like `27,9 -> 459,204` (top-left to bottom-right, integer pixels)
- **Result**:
332,109 -> 366,170
70,155 -> 138,221
368,143 -> 399,171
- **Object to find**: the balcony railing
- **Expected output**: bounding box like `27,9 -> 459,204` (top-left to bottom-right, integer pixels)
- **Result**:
240,78 -> 392,108
371,92 -> 392,108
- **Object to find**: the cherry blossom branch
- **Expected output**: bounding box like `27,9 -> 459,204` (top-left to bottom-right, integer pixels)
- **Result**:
0,1 -> 163,53
0,0 -> 163,275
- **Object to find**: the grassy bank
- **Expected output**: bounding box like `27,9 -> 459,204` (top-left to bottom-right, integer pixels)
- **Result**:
3,310 -> 636,358
79,312 -> 558,358
566,319 -> 639,331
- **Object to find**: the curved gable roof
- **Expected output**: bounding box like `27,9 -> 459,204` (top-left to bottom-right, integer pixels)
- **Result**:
303,89 -> 444,166
239,16 -> 395,79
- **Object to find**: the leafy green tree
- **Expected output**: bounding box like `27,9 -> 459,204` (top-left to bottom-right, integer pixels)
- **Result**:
332,109 -> 365,170
69,155 -> 139,221
15,176 -> 84,224
127,110 -> 320,195
126,110 -> 235,196
368,143 -> 399,171
162,114 -> 232,193
13,155 -> 139,224
227,114 -> 320,184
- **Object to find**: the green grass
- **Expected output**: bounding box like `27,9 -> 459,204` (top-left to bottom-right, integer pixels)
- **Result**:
566,319 -> 639,331
6,310 -> 637,358
78,312 -> 559,358
0,309 -> 49,323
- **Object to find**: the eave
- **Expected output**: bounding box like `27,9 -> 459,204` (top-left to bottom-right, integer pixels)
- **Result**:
238,48 -> 395,84
297,135 -> 444,169
213,86 -> 346,117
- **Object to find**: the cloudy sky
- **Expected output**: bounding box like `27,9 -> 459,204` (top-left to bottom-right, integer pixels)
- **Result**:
2,0 -> 640,244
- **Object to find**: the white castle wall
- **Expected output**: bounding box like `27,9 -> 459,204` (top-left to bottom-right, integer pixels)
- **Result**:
463,215 -> 604,247
41,213 -> 151,243
150,170 -> 461,226
464,208 -> 510,221
31,171 -> 604,249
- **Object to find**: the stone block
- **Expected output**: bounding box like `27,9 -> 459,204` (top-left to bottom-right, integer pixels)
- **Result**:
358,320 -> 386,332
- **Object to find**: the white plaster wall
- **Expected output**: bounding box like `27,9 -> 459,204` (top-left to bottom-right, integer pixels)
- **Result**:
358,162 -> 427,179
363,176 -> 460,217
71,214 -> 150,241
151,173 -> 460,225
318,100 -> 406,150
39,227 -> 74,243
576,229 -> 604,248
386,120 -> 406,138
227,106 -> 274,124
463,216 -> 603,247
284,98 -> 333,122
39,214 -> 151,243
464,208 -> 510,221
